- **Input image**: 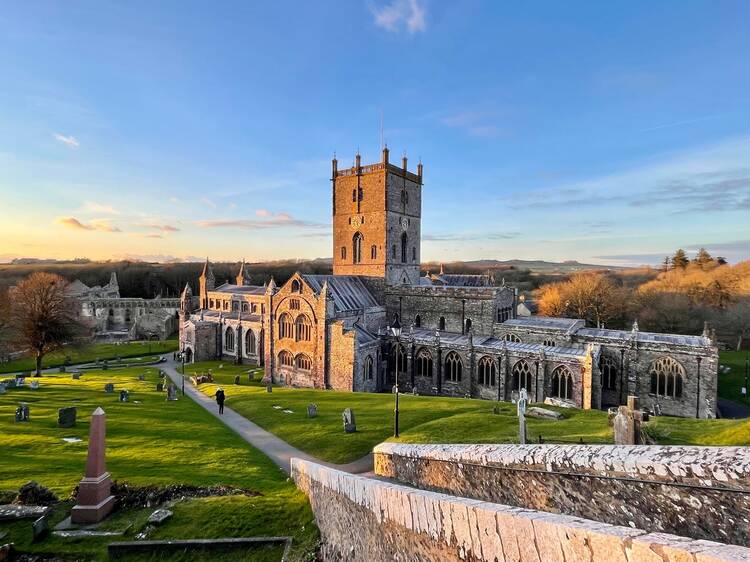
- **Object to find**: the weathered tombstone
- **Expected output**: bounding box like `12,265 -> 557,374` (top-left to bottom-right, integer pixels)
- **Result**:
156,382 -> 164,392
266,384 -> 273,393
0,383 -> 6,394
147,508 -> 172,525
15,404 -> 30,422
517,388 -> 528,445
102,360 -> 108,371
307,404 -> 317,418
71,408 -> 115,524
138,374 -> 146,381
166,384 -> 178,401
58,366 -> 66,373
72,372 -> 81,380
247,371 -> 255,382
233,375 -> 240,385
30,380 -> 40,390
104,383 -> 114,393
342,408 -> 356,433
412,387 -> 419,396
16,377 -> 25,388
32,513 -> 49,542
118,390 -> 129,403
58,407 -> 77,428
614,395 -> 649,445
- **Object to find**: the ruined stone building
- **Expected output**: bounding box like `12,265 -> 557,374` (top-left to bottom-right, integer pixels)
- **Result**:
69,272 -> 179,341
180,149 -> 718,418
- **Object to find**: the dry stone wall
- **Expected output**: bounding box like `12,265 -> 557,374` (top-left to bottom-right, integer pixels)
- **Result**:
292,458 -> 750,562
374,444 -> 750,547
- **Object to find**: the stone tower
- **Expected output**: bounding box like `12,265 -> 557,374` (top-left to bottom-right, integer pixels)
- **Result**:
179,283 -> 194,322
331,148 -> 423,285
236,260 -> 251,286
199,258 -> 215,309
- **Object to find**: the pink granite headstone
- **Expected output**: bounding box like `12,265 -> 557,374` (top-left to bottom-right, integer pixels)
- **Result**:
71,407 -> 115,524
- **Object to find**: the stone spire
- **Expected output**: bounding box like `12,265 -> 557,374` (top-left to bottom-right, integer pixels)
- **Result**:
439,263 -> 444,275
199,258 -> 215,309
108,272 -> 118,289
71,408 -> 115,523
236,260 -> 251,286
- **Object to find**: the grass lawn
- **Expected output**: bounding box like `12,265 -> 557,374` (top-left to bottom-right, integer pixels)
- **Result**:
0,339 -> 179,374
0,365 -> 317,561
718,350 -> 750,407
190,361 -> 750,464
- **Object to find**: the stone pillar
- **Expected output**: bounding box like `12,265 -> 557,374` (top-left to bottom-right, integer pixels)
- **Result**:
71,408 -> 115,524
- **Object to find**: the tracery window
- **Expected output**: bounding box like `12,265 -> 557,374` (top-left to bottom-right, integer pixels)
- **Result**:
245,330 -> 256,355
478,356 -> 496,386
278,313 -> 293,339
649,357 -> 684,398
416,348 -> 433,377
551,365 -> 574,400
364,355 -> 374,380
400,233 -> 408,263
511,360 -> 532,391
242,302 -> 249,312
295,314 -> 312,342
290,299 -> 300,310
445,352 -> 463,382
278,350 -> 294,368
543,340 -> 555,347
599,355 -> 618,391
391,344 -> 408,374
224,326 -> 235,351
295,354 -> 312,371
291,279 -> 301,293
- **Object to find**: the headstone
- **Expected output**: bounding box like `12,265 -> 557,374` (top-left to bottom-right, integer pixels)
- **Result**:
118,390 -> 129,403
517,388 -> 528,444
166,384 -> 177,401
234,375 -> 241,385
266,384 -> 272,393
613,395 -> 649,445
138,374 -> 145,381
342,408 -> 356,433
156,382 -> 164,392
32,514 -> 49,542
58,366 -> 66,373
307,404 -> 317,418
72,372 -> 81,380
58,407 -> 77,428
104,383 -> 114,393
16,377 -> 25,388
102,360 -> 108,371
15,404 -> 30,422
526,406 -> 564,420
412,387 -> 419,395
0,383 -> 6,394
30,380 -> 39,390
147,509 -> 172,525
71,408 -> 115,524
247,371 -> 255,382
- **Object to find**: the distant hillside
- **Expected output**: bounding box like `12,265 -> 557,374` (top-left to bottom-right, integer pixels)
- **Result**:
456,259 -> 627,272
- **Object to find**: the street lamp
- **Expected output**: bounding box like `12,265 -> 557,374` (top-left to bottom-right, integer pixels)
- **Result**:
744,354 -> 749,399
391,316 -> 402,438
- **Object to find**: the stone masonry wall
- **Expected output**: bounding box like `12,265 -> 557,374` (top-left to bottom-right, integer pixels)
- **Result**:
292,458 -> 750,562
374,444 -> 750,548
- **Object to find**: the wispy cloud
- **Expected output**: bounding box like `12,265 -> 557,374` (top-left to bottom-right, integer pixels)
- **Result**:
255,209 -> 271,217
53,133 -> 80,149
424,232 -> 519,242
196,211 -> 325,230
371,0 -> 426,34
140,223 -> 180,233
81,201 -> 119,215
200,197 -> 217,208
55,217 -> 121,232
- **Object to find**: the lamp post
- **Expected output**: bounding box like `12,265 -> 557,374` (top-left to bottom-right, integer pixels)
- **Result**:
391,316 -> 402,438
744,354 -> 749,399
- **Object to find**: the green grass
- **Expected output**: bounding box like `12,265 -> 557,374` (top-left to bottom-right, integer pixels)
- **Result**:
0,339 -> 179,374
718,350 -> 750,407
191,361 -> 750,464
0,365 -> 317,561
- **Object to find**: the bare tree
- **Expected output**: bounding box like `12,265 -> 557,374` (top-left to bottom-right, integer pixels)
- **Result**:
9,272 -> 89,375
714,299 -> 750,351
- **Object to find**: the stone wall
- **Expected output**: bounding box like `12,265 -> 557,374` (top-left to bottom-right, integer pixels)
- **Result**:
374,443 -> 750,547
292,458 -> 750,562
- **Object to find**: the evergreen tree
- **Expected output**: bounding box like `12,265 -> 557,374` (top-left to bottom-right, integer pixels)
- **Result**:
694,247 -> 714,268
671,249 -> 689,269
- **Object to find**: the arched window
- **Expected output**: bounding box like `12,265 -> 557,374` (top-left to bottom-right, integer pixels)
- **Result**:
241,302 -> 249,312
224,326 -> 235,351
412,246 -> 416,262
438,317 -> 446,330
291,279 -> 301,293
599,355 -> 617,391
341,246 -> 347,260
371,245 -> 377,260
551,365 -> 574,400
364,355 -> 374,380
414,314 -> 421,328
649,357 -> 684,398
295,354 -> 312,371
445,352 -> 463,382
352,189 -> 357,202
511,360 -> 532,391
278,313 -> 293,339
465,318 -> 472,333
478,356 -> 496,386
391,344 -> 407,375
543,339 -> 555,347
278,350 -> 294,368
416,348 -> 433,377
503,333 -> 522,343
401,189 -> 408,206
391,244 -> 397,259
295,314 -> 312,342
401,233 -> 408,263
245,330 -> 256,355
352,232 -> 363,264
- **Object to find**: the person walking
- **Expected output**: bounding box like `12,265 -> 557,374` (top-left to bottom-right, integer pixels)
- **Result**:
214,387 -> 226,415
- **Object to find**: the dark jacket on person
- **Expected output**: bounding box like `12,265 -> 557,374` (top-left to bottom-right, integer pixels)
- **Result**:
215,389 -> 225,405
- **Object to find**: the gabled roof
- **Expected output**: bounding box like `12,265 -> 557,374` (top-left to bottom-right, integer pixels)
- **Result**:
503,317 -> 585,332
300,275 -> 380,311
576,327 -> 711,348
66,279 -> 91,296
212,283 -> 266,295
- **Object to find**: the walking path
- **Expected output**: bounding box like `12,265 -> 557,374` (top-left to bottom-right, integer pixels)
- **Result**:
161,360 -> 374,476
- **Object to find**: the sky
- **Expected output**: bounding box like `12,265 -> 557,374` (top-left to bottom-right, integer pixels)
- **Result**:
1,1 -> 749,266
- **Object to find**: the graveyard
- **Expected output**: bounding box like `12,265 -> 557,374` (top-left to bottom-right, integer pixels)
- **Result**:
0,365 -> 317,561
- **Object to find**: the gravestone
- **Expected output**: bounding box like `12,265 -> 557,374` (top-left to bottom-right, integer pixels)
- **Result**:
16,377 -> 26,388
412,387 -> 419,396
58,407 -> 77,428
166,384 -> 178,401
613,395 -> 649,445
72,372 -> 81,380
342,408 -> 356,433
247,371 -> 255,382
156,382 -> 164,392
147,508 -> 173,525
71,408 -> 115,524
102,360 -> 108,371
234,375 -> 241,385
118,390 -> 129,403
517,388 -> 528,445
58,366 -> 66,373
138,374 -> 145,381
0,383 -> 6,394
266,385 -> 273,393
32,513 -> 49,542
30,380 -> 40,390
15,404 -> 29,422
104,383 -> 114,393
307,404 -> 317,418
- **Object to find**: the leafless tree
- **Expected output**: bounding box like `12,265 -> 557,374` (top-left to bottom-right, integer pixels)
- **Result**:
9,272 -> 90,375
713,299 -> 750,351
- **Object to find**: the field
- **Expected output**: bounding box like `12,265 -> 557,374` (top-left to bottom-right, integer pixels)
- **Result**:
187,361 -> 750,465
0,339 -> 179,374
0,365 -> 317,561
717,350 -> 750,407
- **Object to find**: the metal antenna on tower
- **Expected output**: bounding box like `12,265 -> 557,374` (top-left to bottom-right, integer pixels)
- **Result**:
380,108 -> 384,151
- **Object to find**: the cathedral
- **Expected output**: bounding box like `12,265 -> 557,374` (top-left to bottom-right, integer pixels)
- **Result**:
179,148 -> 718,418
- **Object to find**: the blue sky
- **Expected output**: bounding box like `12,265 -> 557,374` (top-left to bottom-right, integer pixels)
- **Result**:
1,1 -> 749,265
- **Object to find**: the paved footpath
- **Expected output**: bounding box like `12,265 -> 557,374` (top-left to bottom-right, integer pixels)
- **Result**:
161,360 -> 374,476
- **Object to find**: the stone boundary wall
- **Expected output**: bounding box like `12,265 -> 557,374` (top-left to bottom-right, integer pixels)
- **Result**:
291,458 -> 750,562
373,444 -> 750,547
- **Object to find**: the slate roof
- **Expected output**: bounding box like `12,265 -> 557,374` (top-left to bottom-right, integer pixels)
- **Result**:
503,317 -> 585,332
213,283 -> 266,295
353,324 -> 379,346
577,327 -> 711,348
301,275 -> 380,312
197,310 -> 262,323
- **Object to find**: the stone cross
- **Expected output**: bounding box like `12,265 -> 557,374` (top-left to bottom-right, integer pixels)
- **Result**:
613,395 -> 649,445
517,388 -> 528,445
71,408 -> 115,524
